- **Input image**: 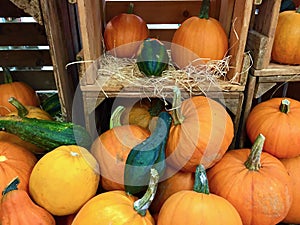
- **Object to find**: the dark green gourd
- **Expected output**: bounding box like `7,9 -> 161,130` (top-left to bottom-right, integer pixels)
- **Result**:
124,111 -> 172,195
137,38 -> 169,77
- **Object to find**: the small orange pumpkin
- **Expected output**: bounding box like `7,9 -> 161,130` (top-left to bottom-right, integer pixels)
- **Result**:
0,177 -> 55,225
171,0 -> 228,68
0,67 -> 39,116
207,134 -> 293,225
0,141 -> 37,195
246,98 -> 300,158
157,165 -> 242,225
271,7 -> 300,65
166,87 -> 234,172
104,3 -> 149,58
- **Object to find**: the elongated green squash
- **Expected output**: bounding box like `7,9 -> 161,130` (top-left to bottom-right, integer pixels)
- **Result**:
124,111 -> 172,195
0,116 -> 92,153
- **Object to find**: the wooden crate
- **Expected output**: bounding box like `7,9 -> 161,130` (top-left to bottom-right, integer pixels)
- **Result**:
75,0 -> 254,148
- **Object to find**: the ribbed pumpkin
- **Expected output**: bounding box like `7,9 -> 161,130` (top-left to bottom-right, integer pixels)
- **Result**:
280,155 -> 300,224
29,145 -> 100,216
166,87 -> 234,172
246,98 -> 300,158
104,3 -> 149,58
0,67 -> 39,116
271,8 -> 300,65
0,141 -> 37,195
206,134 -> 293,225
72,168 -> 158,225
0,177 -> 55,225
91,123 -> 150,191
150,165 -> 194,215
171,0 -> 228,68
157,165 -> 242,225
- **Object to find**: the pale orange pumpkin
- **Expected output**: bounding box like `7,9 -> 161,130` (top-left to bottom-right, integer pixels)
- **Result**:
171,0 -> 228,68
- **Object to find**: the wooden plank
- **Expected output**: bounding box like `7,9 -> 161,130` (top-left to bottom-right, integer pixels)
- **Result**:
258,75 -> 300,83
0,23 -> 48,45
0,70 -> 56,90
0,49 -> 52,67
105,1 -> 221,24
219,0 -> 235,36
0,0 -> 29,17
251,63 -> 300,76
77,0 -> 104,85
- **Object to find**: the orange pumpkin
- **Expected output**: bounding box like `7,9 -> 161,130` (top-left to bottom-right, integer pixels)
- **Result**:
246,98 -> 300,158
206,134 -> 293,225
157,165 -> 242,225
150,165 -> 194,215
271,7 -> 300,65
171,0 -> 228,68
281,155 -> 300,224
104,3 -> 149,58
166,87 -> 234,172
0,177 -> 55,225
0,141 -> 37,195
91,124 -> 150,191
0,67 -> 39,116
72,168 -> 158,225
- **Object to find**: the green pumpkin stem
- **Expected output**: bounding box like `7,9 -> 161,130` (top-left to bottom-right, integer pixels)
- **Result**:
3,67 -> 13,84
279,99 -> 290,114
2,177 -> 20,196
109,105 -> 125,129
296,7 -> 300,13
8,97 -> 29,118
133,168 -> 159,216
193,164 -> 210,194
171,86 -> 185,125
244,133 -> 265,171
128,2 -> 134,14
199,0 -> 210,19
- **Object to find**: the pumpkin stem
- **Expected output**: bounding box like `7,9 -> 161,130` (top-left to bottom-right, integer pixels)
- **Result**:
128,2 -> 134,14
171,86 -> 185,125
148,99 -> 165,117
199,0 -> 210,19
279,99 -> 290,114
109,106 -> 125,129
2,177 -> 20,196
244,133 -> 265,171
297,7 -> 300,13
3,67 -> 13,84
8,97 -> 29,117
193,164 -> 210,194
133,168 -> 159,216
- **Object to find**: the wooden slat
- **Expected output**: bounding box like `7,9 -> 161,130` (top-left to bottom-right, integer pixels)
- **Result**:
251,63 -> 300,76
105,1 -> 221,24
0,23 -> 48,45
0,70 -> 56,90
0,0 -> 29,17
0,49 -> 52,67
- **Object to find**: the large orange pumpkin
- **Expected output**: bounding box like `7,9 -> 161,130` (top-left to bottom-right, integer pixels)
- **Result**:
271,8 -> 300,65
104,3 -> 149,58
206,134 -> 293,225
246,98 -> 300,158
0,177 -> 55,225
166,87 -> 234,172
91,124 -> 150,191
0,68 -> 39,116
157,165 -> 242,225
280,155 -> 300,224
29,145 -> 100,216
171,0 -> 228,68
72,168 -> 158,225
0,141 -> 37,195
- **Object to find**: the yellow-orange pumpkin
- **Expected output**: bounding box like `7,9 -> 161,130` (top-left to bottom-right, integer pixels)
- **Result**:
0,141 -> 37,195
171,0 -> 228,68
104,3 -> 149,58
29,145 -> 100,216
271,8 -> 300,65
0,177 -> 55,225
166,87 -> 234,172
207,134 -> 293,225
